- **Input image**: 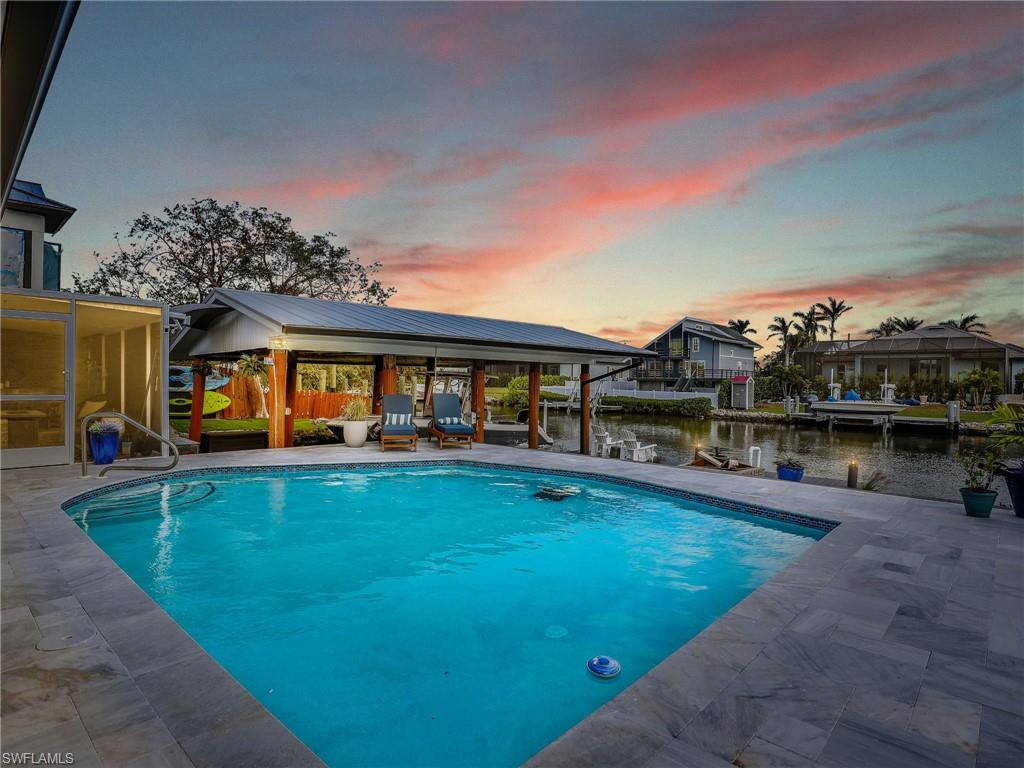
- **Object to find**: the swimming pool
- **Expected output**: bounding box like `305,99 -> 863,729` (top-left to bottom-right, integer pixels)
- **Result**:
65,462 -> 826,767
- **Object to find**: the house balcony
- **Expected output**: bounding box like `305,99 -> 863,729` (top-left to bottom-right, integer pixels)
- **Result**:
629,361 -> 751,382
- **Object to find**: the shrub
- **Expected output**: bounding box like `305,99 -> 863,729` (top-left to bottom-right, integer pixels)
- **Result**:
341,398 -> 368,421
717,381 -> 732,408
809,375 -> 829,399
293,422 -> 338,447
502,374 -> 569,409
601,396 -> 712,419
856,374 -> 881,400
754,376 -> 781,402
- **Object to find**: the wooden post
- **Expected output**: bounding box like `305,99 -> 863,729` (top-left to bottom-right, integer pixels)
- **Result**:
528,362 -> 540,449
268,349 -> 289,448
423,358 -> 436,415
283,353 -> 297,447
579,363 -> 591,455
472,361 -> 486,443
372,357 -> 384,414
380,354 -> 398,397
189,360 -> 205,444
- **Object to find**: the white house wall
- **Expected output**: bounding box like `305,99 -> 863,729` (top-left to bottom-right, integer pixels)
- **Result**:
185,311 -> 281,358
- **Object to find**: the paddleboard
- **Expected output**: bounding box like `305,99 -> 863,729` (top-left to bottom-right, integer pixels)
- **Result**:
168,391 -> 232,416
168,365 -> 231,393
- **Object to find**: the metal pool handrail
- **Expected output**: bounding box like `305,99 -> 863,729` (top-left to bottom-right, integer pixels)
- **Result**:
81,411 -> 180,478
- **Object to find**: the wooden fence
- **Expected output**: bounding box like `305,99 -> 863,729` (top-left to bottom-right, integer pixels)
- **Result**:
216,375 -> 369,420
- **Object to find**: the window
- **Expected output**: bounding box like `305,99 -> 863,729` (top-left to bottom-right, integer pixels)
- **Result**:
43,242 -> 61,290
1,227 -> 29,288
915,359 -> 941,378
690,336 -> 700,353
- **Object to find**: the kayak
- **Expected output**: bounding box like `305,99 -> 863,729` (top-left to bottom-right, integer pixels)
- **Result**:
169,391 -> 232,416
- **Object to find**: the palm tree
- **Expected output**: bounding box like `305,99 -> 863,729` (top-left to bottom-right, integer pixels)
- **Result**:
767,315 -> 795,366
866,316 -> 923,337
866,317 -> 898,338
236,353 -> 269,418
814,297 -> 853,342
893,316 -> 924,332
727,318 -> 757,337
793,306 -> 827,343
943,313 -> 990,336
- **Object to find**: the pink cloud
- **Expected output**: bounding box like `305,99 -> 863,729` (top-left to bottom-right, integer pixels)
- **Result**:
544,4 -> 1020,137
208,151 -> 410,224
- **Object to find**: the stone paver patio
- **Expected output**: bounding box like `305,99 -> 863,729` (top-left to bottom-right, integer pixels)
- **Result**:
2,443 -> 1022,767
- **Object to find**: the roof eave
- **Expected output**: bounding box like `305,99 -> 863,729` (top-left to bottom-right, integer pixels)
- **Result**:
280,324 -> 656,358
4,198 -> 76,233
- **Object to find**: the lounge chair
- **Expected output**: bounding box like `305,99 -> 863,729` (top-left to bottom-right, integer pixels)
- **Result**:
380,394 -> 418,451
619,429 -> 657,463
591,425 -> 622,458
429,393 -> 475,449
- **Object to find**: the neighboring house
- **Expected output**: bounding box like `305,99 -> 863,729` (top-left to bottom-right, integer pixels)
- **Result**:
1,180 -> 75,290
794,325 -> 1024,392
631,316 -> 760,390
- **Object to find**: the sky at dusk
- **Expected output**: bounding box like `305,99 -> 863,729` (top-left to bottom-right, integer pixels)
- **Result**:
20,1 -> 1024,351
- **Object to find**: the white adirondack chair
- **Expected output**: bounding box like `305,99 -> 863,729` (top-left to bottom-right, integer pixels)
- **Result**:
591,425 -> 622,458
618,430 -> 657,463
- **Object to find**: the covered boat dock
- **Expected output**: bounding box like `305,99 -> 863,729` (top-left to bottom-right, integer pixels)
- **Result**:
170,288 -> 653,451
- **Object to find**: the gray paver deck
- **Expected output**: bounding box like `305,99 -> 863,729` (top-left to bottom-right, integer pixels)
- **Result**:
2,443 -> 1022,767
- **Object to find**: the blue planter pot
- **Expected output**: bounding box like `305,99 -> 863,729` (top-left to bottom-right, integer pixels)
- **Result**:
960,488 -> 996,518
89,431 -> 119,465
776,465 -> 804,482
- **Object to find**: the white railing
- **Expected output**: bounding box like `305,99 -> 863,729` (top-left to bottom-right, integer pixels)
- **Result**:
81,411 -> 179,478
542,382 -> 719,409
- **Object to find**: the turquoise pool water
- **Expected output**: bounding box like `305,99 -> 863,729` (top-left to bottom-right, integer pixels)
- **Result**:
66,464 -> 823,767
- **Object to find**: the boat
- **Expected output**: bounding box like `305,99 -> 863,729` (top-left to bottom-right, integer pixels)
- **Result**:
809,400 -> 908,416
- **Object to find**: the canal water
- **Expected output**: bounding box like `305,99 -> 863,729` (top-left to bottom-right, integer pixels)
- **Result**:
511,409 -> 1016,508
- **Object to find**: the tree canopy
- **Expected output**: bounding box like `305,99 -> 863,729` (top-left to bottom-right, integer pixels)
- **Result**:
72,198 -> 395,306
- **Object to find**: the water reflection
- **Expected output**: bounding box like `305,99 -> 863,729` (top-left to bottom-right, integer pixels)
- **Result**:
527,409 -> 1015,507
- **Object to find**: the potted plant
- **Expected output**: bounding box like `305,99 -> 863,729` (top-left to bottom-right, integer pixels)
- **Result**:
991,403 -> 1024,517
956,446 -> 1002,518
87,419 -> 122,465
775,456 -> 805,482
340,399 -> 369,447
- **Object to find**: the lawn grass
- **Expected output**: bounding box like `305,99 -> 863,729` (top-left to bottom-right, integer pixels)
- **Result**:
752,403 -> 786,414
899,405 -> 994,423
484,387 -> 508,397
170,418 -> 324,433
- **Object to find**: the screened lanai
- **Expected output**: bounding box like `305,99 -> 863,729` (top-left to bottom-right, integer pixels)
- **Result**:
171,288 -> 653,451
0,289 -> 167,468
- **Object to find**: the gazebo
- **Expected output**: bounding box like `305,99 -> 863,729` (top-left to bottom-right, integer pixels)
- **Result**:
170,289 -> 654,452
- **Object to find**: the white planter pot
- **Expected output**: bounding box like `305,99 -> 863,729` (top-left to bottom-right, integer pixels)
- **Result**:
342,420 -> 368,448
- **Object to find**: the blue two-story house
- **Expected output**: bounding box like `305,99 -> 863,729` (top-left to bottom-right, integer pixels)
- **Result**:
631,316 -> 760,389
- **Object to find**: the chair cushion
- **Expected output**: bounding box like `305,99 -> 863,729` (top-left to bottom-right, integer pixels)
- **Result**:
382,424 -> 417,436
437,421 -> 474,435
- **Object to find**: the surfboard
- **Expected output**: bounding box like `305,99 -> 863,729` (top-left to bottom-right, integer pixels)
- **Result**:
168,391 -> 232,417
168,365 -> 231,393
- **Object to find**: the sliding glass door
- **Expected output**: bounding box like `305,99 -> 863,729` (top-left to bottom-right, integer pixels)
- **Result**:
0,310 -> 72,468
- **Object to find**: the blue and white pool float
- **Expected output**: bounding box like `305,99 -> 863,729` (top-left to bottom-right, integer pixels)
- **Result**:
587,656 -> 621,678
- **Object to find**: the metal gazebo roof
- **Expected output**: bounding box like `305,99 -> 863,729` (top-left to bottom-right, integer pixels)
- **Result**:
172,288 -> 655,362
